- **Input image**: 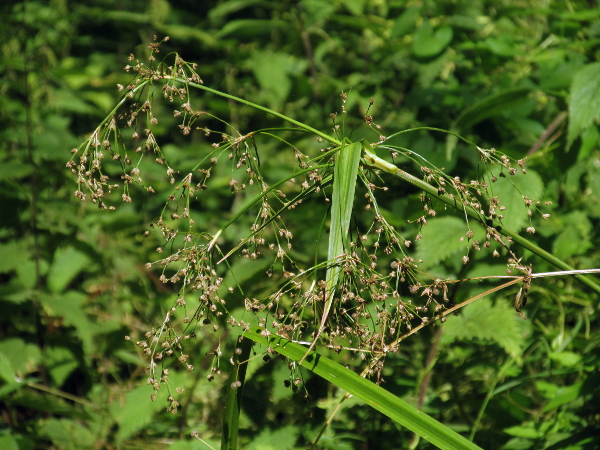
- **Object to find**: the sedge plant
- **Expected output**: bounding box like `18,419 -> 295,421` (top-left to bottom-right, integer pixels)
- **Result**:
67,37 -> 600,449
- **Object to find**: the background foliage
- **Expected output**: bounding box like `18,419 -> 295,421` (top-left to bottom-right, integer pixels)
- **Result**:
1,0 -> 599,448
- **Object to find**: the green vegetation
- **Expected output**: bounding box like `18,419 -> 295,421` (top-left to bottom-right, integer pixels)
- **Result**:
1,1 -> 600,449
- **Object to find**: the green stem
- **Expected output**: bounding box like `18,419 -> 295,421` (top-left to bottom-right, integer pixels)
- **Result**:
165,76 -> 341,147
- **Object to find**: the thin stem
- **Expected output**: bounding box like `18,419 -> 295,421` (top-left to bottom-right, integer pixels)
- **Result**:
164,76 -> 340,147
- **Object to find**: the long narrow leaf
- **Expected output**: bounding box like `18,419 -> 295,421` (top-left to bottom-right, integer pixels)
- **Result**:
243,328 -> 482,450
301,140 -> 362,362
221,336 -> 253,450
326,140 -> 362,296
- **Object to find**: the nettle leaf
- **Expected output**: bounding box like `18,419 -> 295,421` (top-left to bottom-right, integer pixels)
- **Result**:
0,338 -> 42,376
247,424 -> 299,450
45,346 -> 79,388
568,62 -> 600,148
553,211 -> 593,259
415,216 -> 482,268
489,169 -> 544,232
251,50 -> 307,106
441,297 -> 528,358
47,246 -> 90,293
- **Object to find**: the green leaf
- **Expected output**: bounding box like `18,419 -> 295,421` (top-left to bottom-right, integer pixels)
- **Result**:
39,418 -> 96,449
47,246 -> 90,293
441,298 -> 528,358
548,351 -> 582,368
0,435 -> 19,450
415,216 -> 478,269
503,425 -> 541,439
568,62 -> 600,148
447,87 -> 530,159
0,241 -> 30,274
542,381 -> 583,412
110,383 -> 166,443
489,169 -> 544,232
413,21 -> 453,58
250,51 -> 307,107
45,347 -> 79,388
0,351 -> 16,383
247,425 -> 299,450
327,141 -> 362,293
0,338 -> 42,375
452,88 -> 531,132
244,328 -> 481,450
44,291 -> 94,354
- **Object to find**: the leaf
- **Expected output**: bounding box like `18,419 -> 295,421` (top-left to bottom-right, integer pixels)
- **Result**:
552,212 -> 593,259
568,62 -> 600,148
447,87 -> 530,159
243,328 -> 481,450
45,347 -> 79,388
0,241 -> 30,274
415,216 -> 479,269
542,381 -> 583,412
44,291 -> 94,354
111,383 -> 166,443
548,351 -> 582,368
327,140 -> 361,294
0,338 -> 42,375
247,425 -> 299,450
250,50 -> 307,107
0,435 -> 19,450
0,351 -> 16,383
440,298 -> 528,358
452,87 -> 531,132
413,21 -> 453,58
47,246 -> 90,293
489,169 -> 544,232
39,418 -> 96,449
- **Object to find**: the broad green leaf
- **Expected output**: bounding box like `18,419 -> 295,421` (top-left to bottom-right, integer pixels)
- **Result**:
0,435 -> 19,450
392,6 -> 419,37
209,0 -> 265,21
452,88 -> 531,132
552,212 -> 593,260
0,351 -> 16,383
0,241 -> 30,274
39,418 -> 96,450
489,169 -> 544,232
244,328 -> 482,450
216,19 -> 287,39
548,351 -> 582,368
578,124 -> 600,161
47,246 -> 90,293
415,216 -> 480,269
44,292 -> 94,354
45,347 -> 79,388
542,381 -> 583,412
0,338 -> 42,375
250,51 -> 307,107
341,0 -> 367,16
111,381 -> 169,443
413,22 -> 453,58
447,87 -> 530,159
247,425 -> 299,450
568,62 -> 600,148
441,298 -> 528,358
503,425 -> 541,439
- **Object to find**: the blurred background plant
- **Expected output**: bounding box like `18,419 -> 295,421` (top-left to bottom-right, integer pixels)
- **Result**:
1,1 -> 599,449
